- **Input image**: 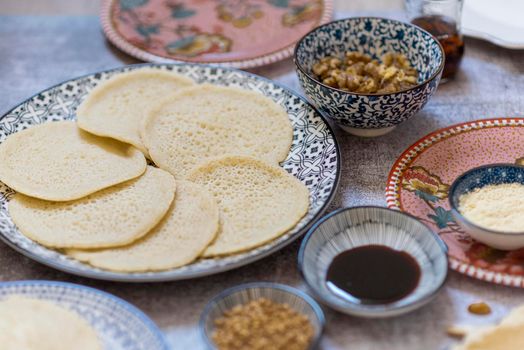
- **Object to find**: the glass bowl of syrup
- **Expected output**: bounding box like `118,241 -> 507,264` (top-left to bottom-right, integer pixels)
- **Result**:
298,206 -> 448,318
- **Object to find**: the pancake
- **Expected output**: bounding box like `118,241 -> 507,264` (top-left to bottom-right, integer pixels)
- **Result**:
77,68 -> 194,156
68,181 -> 219,272
187,156 -> 309,256
140,116 -> 257,179
8,166 -> 175,249
140,84 -> 293,179
0,121 -> 146,201
0,296 -> 102,350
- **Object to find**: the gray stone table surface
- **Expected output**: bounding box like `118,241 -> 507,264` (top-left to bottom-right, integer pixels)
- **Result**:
1,11 -> 524,350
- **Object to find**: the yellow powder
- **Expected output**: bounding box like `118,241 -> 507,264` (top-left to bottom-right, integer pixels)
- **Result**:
458,183 -> 524,232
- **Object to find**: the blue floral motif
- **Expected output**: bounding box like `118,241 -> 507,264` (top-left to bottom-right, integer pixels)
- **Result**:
428,207 -> 454,229
415,189 -> 439,203
166,36 -> 194,50
119,0 -> 148,11
295,17 -> 443,131
170,4 -> 196,18
268,0 -> 289,8
136,24 -> 159,38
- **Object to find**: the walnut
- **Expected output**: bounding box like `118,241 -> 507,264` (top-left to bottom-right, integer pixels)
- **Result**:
311,51 -> 419,93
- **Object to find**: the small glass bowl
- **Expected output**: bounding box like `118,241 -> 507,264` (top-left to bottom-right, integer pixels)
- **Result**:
199,282 -> 325,349
298,206 -> 448,318
449,163 -> 524,250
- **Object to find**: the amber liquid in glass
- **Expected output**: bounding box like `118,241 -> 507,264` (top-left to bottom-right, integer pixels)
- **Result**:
411,15 -> 464,79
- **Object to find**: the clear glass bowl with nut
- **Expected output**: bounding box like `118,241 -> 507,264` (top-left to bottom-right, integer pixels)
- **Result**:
200,283 -> 325,350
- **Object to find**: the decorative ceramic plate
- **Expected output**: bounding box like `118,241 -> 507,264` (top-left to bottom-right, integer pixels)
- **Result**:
386,118 -> 524,287
463,0 -> 524,49
101,0 -> 333,68
0,280 -> 167,349
0,63 -> 340,282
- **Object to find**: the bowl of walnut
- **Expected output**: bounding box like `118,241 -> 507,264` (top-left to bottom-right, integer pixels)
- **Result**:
294,17 -> 444,137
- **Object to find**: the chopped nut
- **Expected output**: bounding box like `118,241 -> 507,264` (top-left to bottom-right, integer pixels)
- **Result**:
364,62 -> 380,79
312,62 -> 328,77
446,325 -> 473,338
382,52 -> 395,66
211,298 -> 315,350
357,77 -> 377,93
328,57 -> 342,68
335,73 -> 347,88
345,74 -> 360,91
322,76 -> 337,87
311,51 -> 418,93
382,66 -> 398,81
468,302 -> 492,315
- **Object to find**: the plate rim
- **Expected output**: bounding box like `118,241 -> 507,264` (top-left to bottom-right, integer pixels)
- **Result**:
0,62 -> 341,282
385,117 -> 524,288
100,0 -> 334,68
463,28 -> 524,50
0,279 -> 169,349
462,0 -> 524,49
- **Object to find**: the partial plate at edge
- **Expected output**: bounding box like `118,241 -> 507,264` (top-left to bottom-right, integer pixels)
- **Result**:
463,0 -> 524,49
0,280 -> 167,350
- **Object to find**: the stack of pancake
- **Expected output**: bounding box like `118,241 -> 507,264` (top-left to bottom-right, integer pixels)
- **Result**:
0,68 -> 310,272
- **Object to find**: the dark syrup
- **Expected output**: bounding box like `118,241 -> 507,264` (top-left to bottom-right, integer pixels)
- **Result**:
411,15 -> 464,80
326,245 -> 421,304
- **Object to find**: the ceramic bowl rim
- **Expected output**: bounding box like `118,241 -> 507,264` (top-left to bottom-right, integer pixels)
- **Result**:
297,206 -> 449,317
199,282 -> 325,349
448,163 -> 524,236
293,16 -> 445,97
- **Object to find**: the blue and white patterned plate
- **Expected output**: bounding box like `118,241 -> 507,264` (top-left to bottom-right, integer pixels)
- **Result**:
0,280 -> 167,349
0,63 -> 340,282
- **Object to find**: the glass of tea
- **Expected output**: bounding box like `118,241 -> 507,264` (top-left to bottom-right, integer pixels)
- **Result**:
405,0 -> 464,81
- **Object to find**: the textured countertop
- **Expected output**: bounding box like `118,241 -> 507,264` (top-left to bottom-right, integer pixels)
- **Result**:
1,10 -> 524,350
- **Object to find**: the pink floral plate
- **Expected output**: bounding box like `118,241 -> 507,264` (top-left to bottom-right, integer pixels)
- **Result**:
101,0 -> 333,68
386,118 -> 524,287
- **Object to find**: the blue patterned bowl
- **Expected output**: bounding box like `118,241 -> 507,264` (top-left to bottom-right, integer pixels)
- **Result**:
199,282 -> 325,349
449,164 -> 524,250
298,206 -> 448,318
294,17 -> 444,137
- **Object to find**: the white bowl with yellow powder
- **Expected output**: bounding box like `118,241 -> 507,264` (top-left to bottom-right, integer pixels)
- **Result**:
449,164 -> 524,250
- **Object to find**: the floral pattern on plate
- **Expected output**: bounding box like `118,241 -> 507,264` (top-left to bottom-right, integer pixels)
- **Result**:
386,118 -> 524,287
102,0 -> 333,68
0,63 -> 340,282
